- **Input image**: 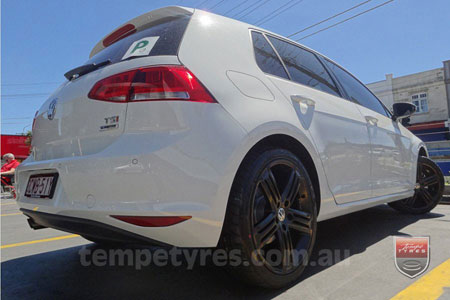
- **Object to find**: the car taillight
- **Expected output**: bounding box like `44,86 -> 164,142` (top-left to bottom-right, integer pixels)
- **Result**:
32,110 -> 39,130
88,66 -> 216,103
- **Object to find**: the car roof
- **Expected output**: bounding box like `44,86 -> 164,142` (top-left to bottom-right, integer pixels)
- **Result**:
90,6 -> 348,73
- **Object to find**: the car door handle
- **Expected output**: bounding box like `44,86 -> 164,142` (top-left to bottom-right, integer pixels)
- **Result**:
290,95 -> 316,107
365,115 -> 378,125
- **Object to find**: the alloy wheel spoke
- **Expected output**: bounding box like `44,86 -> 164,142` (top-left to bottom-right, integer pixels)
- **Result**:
281,170 -> 301,207
288,222 -> 311,235
287,208 -> 311,235
421,174 -> 439,187
417,163 -> 423,179
288,208 -> 311,226
254,213 -> 278,248
420,188 -> 434,204
260,169 -> 281,210
277,229 -> 294,269
405,192 -> 418,206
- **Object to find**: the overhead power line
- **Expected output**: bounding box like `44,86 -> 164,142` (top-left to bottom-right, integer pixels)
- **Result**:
295,0 -> 394,41
223,0 -> 250,16
287,0 -> 372,38
238,0 -> 273,19
255,0 -> 304,26
1,82 -> 60,87
2,93 -> 50,99
196,0 -> 211,8
254,0 -> 295,25
2,93 -> 50,97
1,117 -> 33,120
232,1 -> 260,18
209,0 -> 226,10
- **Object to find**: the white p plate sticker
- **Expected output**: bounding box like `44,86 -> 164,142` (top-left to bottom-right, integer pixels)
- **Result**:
122,36 -> 159,60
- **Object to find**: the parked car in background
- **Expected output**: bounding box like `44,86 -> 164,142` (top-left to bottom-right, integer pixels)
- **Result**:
16,6 -> 444,288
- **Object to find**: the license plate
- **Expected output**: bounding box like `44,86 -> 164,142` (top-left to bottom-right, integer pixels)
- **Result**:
25,173 -> 59,198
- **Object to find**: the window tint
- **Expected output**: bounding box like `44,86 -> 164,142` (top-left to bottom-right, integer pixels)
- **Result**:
86,15 -> 191,65
267,36 -> 340,97
251,32 -> 289,79
324,59 -> 388,116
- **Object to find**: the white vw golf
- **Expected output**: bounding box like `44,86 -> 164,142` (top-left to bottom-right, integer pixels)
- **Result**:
16,6 -> 444,288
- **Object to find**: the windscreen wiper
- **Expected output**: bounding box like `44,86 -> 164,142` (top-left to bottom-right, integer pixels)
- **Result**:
64,59 -> 111,80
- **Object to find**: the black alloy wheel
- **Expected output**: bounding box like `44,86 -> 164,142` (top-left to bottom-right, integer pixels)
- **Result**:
389,156 -> 444,214
221,148 -> 317,288
251,160 -> 314,274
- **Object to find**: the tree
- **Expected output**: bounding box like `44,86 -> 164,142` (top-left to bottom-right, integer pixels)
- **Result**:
25,130 -> 32,146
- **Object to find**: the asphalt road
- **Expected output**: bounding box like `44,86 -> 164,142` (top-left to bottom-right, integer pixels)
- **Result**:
1,197 -> 449,299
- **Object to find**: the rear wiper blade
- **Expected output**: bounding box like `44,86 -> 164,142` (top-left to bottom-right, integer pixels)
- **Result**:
64,59 -> 111,80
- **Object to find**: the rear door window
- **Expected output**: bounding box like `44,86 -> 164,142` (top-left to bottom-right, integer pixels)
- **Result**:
324,59 -> 389,116
251,32 -> 289,79
86,15 -> 191,65
267,36 -> 340,97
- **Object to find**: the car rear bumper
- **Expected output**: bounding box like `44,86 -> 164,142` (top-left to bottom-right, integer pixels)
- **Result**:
16,104 -> 247,247
21,208 -> 170,246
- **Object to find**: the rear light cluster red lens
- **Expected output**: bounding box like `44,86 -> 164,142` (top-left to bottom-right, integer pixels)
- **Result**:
88,66 -> 216,103
32,110 -> 39,130
111,215 -> 192,227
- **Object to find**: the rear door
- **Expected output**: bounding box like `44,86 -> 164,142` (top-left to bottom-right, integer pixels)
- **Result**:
323,59 -> 414,197
253,32 -> 372,203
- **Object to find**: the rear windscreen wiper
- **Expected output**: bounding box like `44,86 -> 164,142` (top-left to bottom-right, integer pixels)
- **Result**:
64,59 -> 111,80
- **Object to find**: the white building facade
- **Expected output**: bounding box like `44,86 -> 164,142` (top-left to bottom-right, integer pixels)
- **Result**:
367,60 -> 450,125
367,60 -> 450,174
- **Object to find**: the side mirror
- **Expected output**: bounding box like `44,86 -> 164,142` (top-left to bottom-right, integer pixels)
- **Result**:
392,102 -> 416,121
401,116 -> 411,126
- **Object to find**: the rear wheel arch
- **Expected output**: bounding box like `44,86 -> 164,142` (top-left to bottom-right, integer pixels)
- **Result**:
232,134 -> 321,214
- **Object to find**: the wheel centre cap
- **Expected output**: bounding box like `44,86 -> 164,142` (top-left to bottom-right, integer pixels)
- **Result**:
277,208 -> 286,222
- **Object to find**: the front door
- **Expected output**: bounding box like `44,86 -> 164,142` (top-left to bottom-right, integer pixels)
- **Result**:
321,58 -> 415,198
356,105 -> 414,196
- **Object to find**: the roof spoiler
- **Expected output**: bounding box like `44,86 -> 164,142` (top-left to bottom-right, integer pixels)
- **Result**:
89,6 -> 194,58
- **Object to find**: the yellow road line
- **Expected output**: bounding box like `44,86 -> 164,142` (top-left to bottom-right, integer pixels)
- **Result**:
391,258 -> 450,300
1,234 -> 80,249
0,202 -> 16,206
0,212 -> 21,217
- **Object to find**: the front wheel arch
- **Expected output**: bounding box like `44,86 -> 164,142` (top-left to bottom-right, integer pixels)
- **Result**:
418,147 -> 428,157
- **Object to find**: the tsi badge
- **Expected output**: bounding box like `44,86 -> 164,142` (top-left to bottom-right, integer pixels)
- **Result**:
100,115 -> 120,131
394,236 -> 430,278
47,99 -> 57,120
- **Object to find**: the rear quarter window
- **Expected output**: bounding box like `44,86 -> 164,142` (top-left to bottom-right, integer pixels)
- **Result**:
251,32 -> 289,79
86,15 -> 191,65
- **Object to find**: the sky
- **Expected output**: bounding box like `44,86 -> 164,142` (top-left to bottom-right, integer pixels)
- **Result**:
1,0 -> 449,134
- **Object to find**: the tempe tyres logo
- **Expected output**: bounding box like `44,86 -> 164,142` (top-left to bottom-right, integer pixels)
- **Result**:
394,236 -> 430,278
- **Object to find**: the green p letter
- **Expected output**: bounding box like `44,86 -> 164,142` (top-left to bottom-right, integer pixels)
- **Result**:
131,40 -> 149,54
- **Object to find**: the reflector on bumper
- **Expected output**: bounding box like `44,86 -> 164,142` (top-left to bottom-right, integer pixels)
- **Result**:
111,215 -> 191,227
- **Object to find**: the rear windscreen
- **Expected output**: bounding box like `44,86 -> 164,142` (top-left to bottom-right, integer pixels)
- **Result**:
86,15 -> 191,65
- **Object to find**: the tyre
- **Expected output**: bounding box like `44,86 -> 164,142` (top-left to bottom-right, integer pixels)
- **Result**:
389,156 -> 444,214
221,148 -> 317,289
